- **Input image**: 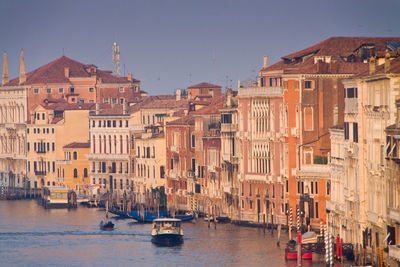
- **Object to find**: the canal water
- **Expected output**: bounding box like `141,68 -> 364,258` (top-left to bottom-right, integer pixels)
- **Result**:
0,200 -> 334,266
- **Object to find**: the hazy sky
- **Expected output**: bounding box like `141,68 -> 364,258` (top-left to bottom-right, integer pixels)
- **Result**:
1,0 -> 399,95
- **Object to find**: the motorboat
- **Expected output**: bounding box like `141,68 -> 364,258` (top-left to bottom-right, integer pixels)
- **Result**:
151,218 -> 183,246
100,220 -> 114,231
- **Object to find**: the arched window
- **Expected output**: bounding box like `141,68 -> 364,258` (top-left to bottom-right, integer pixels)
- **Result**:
92,135 -> 96,154
73,168 -> 78,178
73,151 -> 78,160
83,168 -> 88,177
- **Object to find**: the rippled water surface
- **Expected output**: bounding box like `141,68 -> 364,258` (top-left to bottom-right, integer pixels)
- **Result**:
0,200 -> 332,266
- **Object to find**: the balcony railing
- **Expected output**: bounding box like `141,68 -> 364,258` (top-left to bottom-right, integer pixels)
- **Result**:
389,245 -> 400,261
34,170 -> 46,176
345,98 -> 358,114
36,150 -> 46,154
238,86 -> 283,97
221,123 -> 238,132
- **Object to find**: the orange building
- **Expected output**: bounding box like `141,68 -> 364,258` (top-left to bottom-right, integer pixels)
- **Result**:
187,82 -> 221,100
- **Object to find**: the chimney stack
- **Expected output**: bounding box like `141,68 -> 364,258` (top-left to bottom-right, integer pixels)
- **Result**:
263,56 -> 268,68
19,49 -> 26,84
237,79 -> 241,88
385,52 -> 391,74
176,88 -> 181,101
369,56 -> 376,75
2,52 -> 9,85
64,67 -> 70,78
96,103 -> 100,115
127,73 -> 133,81
227,89 -> 232,107
123,101 -> 128,114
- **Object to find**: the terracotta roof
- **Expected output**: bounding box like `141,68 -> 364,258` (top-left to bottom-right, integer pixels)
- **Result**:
63,142 -> 90,149
45,102 -> 96,111
141,98 -> 189,109
193,94 -> 226,115
262,37 -> 400,75
188,82 -> 221,89
51,117 -> 63,124
166,114 -> 195,126
354,57 -> 400,78
4,56 -> 139,86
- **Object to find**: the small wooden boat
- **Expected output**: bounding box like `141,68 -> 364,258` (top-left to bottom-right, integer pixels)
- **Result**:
100,220 -> 114,231
151,218 -> 183,246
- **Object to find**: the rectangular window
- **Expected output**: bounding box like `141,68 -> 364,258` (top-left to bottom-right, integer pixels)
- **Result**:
315,181 -> 318,194
112,98 -> 117,104
327,182 -> 330,195
170,158 -> 173,170
104,98 -> 109,104
59,88 -> 63,93
353,122 -> 358,143
46,88 -> 51,94
344,122 -> 349,140
113,120 -> 116,127
52,143 -> 55,151
286,180 -> 288,193
119,87 -> 124,92
27,143 -> 30,151
311,181 -> 314,194
120,98 -> 124,104
345,87 -> 358,98
70,87 -> 75,93
89,87 -> 94,92
52,161 -> 55,172
297,181 -> 300,194
315,202 -> 319,218
305,80 -> 312,89
249,184 -> 252,196
28,161 -> 30,172
34,88 -> 39,94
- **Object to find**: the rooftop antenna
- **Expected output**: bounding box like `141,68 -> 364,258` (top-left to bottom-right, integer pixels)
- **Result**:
112,42 -> 120,76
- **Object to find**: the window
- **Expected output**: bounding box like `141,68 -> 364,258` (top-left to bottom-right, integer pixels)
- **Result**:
38,128 -> 40,134
327,181 -> 330,195
191,134 -> 195,148
52,162 -> 55,172
315,202 -> 319,218
191,158 -> 196,172
125,120 -> 128,127
170,158 -> 174,170
89,87 -> 94,92
304,107 -> 313,131
311,181 -> 314,194
137,146 -> 140,157
305,80 -> 312,89
315,181 -> 318,194
27,129 -> 29,134
242,200 -> 244,209
119,120 -> 122,127
52,128 -> 54,134
249,184 -> 252,196
77,99 -> 84,104
34,143 -> 37,151
47,128 -> 49,134
70,87 -> 75,93
345,87 -> 358,98
36,114 -> 40,120
297,181 -> 300,194
42,113 -> 45,120
27,143 -> 30,151
120,98 -> 124,104
344,122 -> 349,140
249,200 -> 253,209
112,98 -> 117,104
34,88 -> 39,94
73,151 -> 77,160
353,122 -> 358,143
84,168 -> 88,178
160,166 -> 165,178
119,87 -> 124,92
92,120 -> 95,127
59,88 -> 63,93
107,120 -> 111,127
73,168 -> 78,178
34,128 -> 36,134
28,161 -> 30,172
286,180 -> 288,193
46,88 -> 51,94
104,98 -> 109,104
71,98 -> 75,102
113,120 -> 116,127
52,143 -> 55,151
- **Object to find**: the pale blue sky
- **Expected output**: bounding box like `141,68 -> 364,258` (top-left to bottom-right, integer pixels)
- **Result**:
0,0 -> 399,94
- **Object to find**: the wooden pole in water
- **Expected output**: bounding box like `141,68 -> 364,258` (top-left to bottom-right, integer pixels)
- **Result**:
214,205 -> 217,229
263,214 -> 266,234
208,205 -> 211,228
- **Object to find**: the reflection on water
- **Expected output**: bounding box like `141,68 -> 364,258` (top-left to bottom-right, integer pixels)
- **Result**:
0,200 -> 329,266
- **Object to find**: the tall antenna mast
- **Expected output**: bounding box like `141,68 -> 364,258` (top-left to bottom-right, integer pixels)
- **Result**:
112,42 -> 120,76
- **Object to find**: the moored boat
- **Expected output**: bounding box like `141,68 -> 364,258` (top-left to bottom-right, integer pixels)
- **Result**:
151,218 -> 183,246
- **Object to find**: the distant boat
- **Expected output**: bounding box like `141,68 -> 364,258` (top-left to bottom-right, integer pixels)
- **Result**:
99,220 -> 114,231
130,210 -> 169,223
174,213 -> 194,222
151,218 -> 183,246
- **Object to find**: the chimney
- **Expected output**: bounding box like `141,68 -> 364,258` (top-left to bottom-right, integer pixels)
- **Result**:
237,79 -> 241,88
19,49 -> 26,84
263,56 -> 268,68
64,67 -> 70,78
396,99 -> 400,128
176,88 -> 181,101
2,52 -> 9,85
369,56 -> 376,75
96,103 -> 100,115
123,101 -> 127,114
127,73 -> 133,81
385,52 -> 391,74
227,89 -> 232,107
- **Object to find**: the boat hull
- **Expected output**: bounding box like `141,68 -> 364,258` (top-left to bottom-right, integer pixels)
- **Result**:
151,234 -> 183,246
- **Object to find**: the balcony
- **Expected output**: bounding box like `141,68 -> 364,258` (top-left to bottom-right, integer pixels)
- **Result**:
222,153 -> 238,164
86,153 -> 129,161
295,164 -> 330,179
170,145 -> 179,153
221,123 -> 238,132
245,174 -> 267,182
238,86 -> 283,98
36,150 -> 46,154
131,124 -> 145,132
187,170 -> 196,179
389,207 -> 400,222
34,170 -> 46,176
344,98 -> 358,114
389,245 -> 400,262
56,160 -> 71,165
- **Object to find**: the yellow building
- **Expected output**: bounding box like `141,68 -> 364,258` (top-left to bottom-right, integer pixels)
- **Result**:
58,142 -> 90,194
26,102 -> 93,188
